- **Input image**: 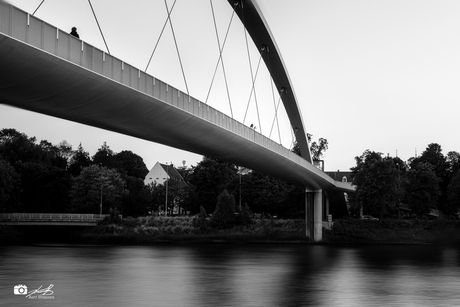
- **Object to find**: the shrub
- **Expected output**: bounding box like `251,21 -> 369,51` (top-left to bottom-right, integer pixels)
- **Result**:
193,205 -> 209,232
121,216 -> 139,228
210,190 -> 236,229
235,203 -> 253,226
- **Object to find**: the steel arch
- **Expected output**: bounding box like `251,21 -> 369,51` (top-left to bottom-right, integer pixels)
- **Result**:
228,0 -> 312,163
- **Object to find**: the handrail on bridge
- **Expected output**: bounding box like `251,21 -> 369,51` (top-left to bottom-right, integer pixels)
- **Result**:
0,213 -> 108,221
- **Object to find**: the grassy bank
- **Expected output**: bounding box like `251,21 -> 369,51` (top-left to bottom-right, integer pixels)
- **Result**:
323,219 -> 460,244
78,216 -> 308,244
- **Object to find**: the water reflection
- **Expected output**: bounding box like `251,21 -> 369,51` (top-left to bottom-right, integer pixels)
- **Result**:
0,244 -> 459,306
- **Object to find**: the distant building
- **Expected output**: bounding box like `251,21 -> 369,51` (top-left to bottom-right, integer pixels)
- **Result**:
325,170 -> 354,218
144,162 -> 188,215
325,170 -> 353,185
144,162 -> 185,187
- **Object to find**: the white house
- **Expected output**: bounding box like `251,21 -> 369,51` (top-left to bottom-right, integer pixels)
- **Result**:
144,162 -> 185,186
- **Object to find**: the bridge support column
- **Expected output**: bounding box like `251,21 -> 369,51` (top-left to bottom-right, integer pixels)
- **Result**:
305,189 -> 323,242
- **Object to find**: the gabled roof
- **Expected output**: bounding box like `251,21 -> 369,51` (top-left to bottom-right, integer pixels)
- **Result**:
160,163 -> 184,182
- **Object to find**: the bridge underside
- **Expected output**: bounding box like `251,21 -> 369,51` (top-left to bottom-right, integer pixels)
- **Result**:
0,33 -> 352,194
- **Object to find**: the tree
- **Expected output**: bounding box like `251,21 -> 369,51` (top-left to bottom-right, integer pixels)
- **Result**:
0,159 -> 22,212
121,176 -> 152,217
350,150 -> 401,219
177,164 -> 193,183
292,134 -> 328,161
235,169 -> 305,218
410,143 -> 449,213
447,151 -> 460,179
92,142 -> 117,169
57,140 -> 74,166
15,161 -> 72,213
210,190 -> 236,229
240,170 -> 291,216
307,133 -> 329,161
190,156 -> 238,213
148,177 -> 195,215
114,150 -> 148,179
70,165 -> 127,213
68,143 -> 91,177
38,140 -> 67,169
411,143 -> 448,179
446,171 -> 460,217
148,182 -> 167,214
0,128 -> 45,165
405,162 -> 440,217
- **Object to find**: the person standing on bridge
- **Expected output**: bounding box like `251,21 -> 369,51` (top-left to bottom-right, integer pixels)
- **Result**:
70,27 -> 79,39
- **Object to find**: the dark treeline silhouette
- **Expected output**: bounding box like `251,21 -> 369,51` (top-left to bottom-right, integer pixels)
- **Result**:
350,144 -> 460,220
0,128 -> 310,218
0,128 -> 151,216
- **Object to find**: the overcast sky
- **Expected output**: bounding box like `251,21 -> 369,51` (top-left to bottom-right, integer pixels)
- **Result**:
1,0 -> 459,171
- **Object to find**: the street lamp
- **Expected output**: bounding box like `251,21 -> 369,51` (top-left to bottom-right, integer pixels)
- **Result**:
239,169 -> 242,211
165,163 -> 169,217
99,164 -> 103,216
100,184 -> 102,216
238,166 -> 243,211
396,163 -> 400,220
237,166 -> 249,211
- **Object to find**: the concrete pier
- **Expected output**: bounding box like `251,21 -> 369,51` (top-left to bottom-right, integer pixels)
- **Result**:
305,189 -> 324,242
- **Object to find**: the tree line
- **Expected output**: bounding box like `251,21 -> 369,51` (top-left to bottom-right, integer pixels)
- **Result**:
1,128 -> 325,218
350,144 -> 460,219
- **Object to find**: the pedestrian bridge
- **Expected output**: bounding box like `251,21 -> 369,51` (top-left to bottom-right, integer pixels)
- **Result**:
0,1 -> 354,241
0,213 -> 107,226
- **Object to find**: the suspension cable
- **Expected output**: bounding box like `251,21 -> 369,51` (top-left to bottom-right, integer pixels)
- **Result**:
88,0 -> 110,54
207,0 -> 234,118
32,0 -> 45,15
242,50 -> 263,130
241,13 -> 262,133
269,95 -> 283,144
164,0 -> 190,96
205,8 -> 235,105
145,0 -> 177,72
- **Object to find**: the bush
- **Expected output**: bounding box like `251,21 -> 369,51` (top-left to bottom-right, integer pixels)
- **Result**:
210,190 -> 236,229
192,205 -> 209,232
121,216 -> 139,228
235,203 -> 253,226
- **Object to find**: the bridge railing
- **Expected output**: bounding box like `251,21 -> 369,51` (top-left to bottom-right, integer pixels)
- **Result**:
0,213 -> 108,221
0,3 -> 299,163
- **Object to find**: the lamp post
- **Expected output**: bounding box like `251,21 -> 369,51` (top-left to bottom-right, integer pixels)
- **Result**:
238,166 -> 243,211
99,164 -> 103,216
396,163 -> 400,220
165,163 -> 169,217
100,184 -> 102,216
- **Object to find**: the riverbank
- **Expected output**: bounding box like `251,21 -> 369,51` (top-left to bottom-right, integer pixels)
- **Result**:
322,218 -> 460,244
1,217 -> 460,244
77,216 -> 309,244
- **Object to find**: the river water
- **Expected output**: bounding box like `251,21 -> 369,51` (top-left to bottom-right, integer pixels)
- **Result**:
1,243 -> 459,306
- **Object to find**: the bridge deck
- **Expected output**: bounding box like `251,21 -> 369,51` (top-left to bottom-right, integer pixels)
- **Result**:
0,2 -> 354,193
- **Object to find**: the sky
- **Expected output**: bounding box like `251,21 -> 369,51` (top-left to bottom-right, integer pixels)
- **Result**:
1,0 -> 459,171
